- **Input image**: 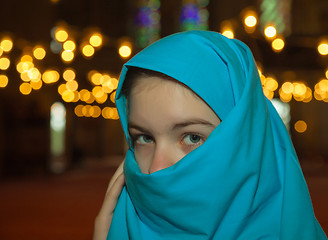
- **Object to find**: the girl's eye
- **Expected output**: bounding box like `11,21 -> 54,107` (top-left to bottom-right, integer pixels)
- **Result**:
135,135 -> 153,144
182,134 -> 203,145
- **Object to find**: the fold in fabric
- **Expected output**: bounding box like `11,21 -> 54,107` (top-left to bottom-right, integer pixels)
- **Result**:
109,30 -> 327,239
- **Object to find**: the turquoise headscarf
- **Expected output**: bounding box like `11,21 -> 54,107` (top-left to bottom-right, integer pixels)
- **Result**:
109,30 -> 327,239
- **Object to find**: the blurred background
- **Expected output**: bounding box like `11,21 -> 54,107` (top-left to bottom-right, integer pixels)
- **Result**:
0,0 -> 327,239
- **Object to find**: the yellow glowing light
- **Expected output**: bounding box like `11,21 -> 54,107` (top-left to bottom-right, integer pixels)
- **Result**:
63,40 -> 76,51
244,15 -> 257,28
62,89 -> 75,102
58,83 -> 67,95
85,94 -> 95,104
96,92 -> 108,104
0,57 -> 10,70
281,82 -> 294,94
325,69 -> 328,79
33,46 -> 46,60
314,91 -> 323,101
318,79 -> 328,92
42,70 -> 60,84
74,105 -> 84,117
89,33 -> 103,47
0,75 -> 9,88
21,55 -> 33,63
264,77 -> 278,91
91,105 -> 101,118
82,44 -> 95,57
55,29 -> 68,42
82,105 -> 92,117
102,79 -> 115,93
63,68 -> 76,81
72,91 -> 79,102
263,88 -> 274,99
20,72 -> 31,82
0,47 -> 3,57
61,50 -> 74,62
19,82 -> 32,95
317,42 -> 328,56
1,38 -> 13,52
279,89 -> 292,103
79,89 -> 90,102
110,91 -> 116,103
66,80 -> 78,91
272,38 -> 285,52
91,72 -> 103,85
222,30 -> 234,39
92,86 -> 105,98
30,79 -> 42,90
27,68 -> 40,80
264,25 -> 277,38
294,120 -> 307,133
16,61 -> 34,73
303,87 -> 313,103
119,45 -> 132,58
293,83 -> 307,96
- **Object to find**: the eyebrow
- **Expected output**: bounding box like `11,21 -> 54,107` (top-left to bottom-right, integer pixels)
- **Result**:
128,118 -> 217,132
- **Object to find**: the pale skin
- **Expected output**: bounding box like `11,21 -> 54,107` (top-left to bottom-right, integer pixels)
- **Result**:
93,76 -> 220,239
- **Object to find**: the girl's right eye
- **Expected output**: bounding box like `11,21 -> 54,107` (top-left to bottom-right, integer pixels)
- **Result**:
134,135 -> 154,145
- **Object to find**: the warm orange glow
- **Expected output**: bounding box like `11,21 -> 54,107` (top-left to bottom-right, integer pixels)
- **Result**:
63,40 -> 76,51
21,55 -> 33,62
281,82 -> 294,94
272,38 -> 285,52
0,47 -> 3,57
58,83 -> 67,95
294,120 -> 307,133
19,82 -> 32,95
90,72 -> 103,85
42,70 -> 60,84
0,57 -> 10,70
91,105 -> 101,118
30,79 -> 43,90
244,15 -> 257,28
317,42 -> 328,55
16,61 -> 34,73
74,105 -> 84,117
222,30 -> 234,39
264,77 -> 278,91
263,88 -> 274,99
63,68 -> 76,81
118,45 -> 132,58
89,33 -> 103,47
1,38 -> 13,52
110,91 -> 116,103
325,69 -> 328,79
33,46 -> 46,60
62,89 -> 75,102
20,72 -> 31,82
95,92 -> 108,104
66,80 -> 78,91
82,44 -> 95,57
0,75 -> 8,88
92,86 -> 105,98
102,107 -> 119,120
82,105 -> 92,117
27,68 -> 41,80
264,25 -> 277,38
55,29 -> 68,42
61,50 -> 74,62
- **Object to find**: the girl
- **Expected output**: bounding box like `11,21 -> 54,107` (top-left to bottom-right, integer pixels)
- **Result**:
94,30 -> 327,239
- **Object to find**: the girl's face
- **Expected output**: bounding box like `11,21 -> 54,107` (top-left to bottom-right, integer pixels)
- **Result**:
128,76 -> 220,174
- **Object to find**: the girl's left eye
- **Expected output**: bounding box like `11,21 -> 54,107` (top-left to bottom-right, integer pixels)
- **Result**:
182,134 -> 203,145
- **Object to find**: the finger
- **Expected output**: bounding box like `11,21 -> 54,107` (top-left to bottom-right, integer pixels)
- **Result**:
99,172 -> 125,218
107,159 -> 125,193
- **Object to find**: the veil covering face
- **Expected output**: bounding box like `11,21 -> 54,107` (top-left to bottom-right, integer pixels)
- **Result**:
109,31 -> 327,239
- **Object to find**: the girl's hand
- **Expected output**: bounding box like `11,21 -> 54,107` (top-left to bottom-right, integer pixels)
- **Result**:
93,160 -> 125,240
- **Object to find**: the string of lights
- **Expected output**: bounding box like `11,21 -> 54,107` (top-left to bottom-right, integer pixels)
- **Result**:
0,4 -> 328,122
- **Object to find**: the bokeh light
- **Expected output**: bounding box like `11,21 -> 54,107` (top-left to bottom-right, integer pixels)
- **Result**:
294,120 -> 307,133
0,38 -> 13,52
317,42 -> 328,55
55,29 -> 68,42
118,45 -> 132,58
264,25 -> 277,38
33,46 -> 46,60
272,38 -> 285,52
0,75 -> 8,88
89,33 -> 103,47
0,57 -> 10,70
